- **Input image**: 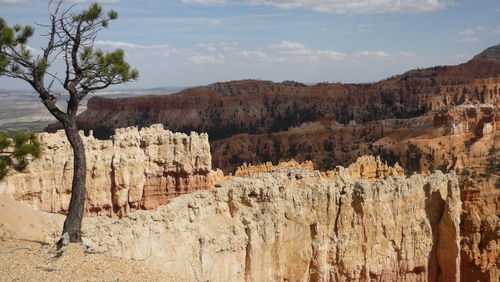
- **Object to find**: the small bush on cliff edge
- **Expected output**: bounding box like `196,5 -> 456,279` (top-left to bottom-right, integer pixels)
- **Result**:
0,132 -> 40,179
405,143 -> 422,174
486,146 -> 500,175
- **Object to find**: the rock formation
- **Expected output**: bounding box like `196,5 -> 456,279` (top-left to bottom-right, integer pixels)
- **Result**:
211,104 -> 500,174
232,160 -> 314,178
47,47 -> 500,143
0,157 -> 462,282
459,178 -> 499,281
0,124 -> 223,217
27,45 -> 500,280
49,47 -> 499,181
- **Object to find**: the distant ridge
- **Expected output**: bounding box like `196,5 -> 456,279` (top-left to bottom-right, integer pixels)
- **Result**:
471,44 -> 500,62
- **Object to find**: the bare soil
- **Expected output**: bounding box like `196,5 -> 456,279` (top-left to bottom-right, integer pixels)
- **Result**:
0,238 -> 177,281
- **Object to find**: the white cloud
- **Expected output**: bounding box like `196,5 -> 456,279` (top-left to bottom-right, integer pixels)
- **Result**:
357,27 -> 375,33
399,51 -> 417,57
93,39 -> 401,71
353,50 -> 390,58
0,0 -> 28,5
492,26 -> 500,35
198,43 -> 218,52
460,37 -> 480,43
190,54 -> 224,64
198,42 -> 238,52
181,0 -> 229,3
268,41 -> 345,62
237,50 -> 268,59
458,28 -> 475,36
241,0 -> 447,14
208,19 -> 223,25
95,40 -> 192,57
270,41 -> 305,50
475,25 -> 486,31
26,45 -> 43,56
67,0 -> 121,2
319,50 -> 346,61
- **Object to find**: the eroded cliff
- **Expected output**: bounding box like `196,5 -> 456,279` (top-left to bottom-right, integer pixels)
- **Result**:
0,158 -> 463,282
0,124 -> 223,217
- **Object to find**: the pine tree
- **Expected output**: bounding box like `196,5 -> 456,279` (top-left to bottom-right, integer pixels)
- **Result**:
0,132 -> 41,179
0,1 -> 138,247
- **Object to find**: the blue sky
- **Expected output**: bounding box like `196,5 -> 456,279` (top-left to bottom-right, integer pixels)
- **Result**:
0,0 -> 499,90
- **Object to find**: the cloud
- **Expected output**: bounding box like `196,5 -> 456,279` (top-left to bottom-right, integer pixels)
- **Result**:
198,42 -> 238,52
353,50 -> 390,58
0,0 -> 28,5
208,19 -> 223,25
66,0 -> 121,2
95,40 -> 192,57
196,0 -> 449,14
357,27 -> 375,33
190,54 -> 224,64
475,25 -> 486,31
493,26 -> 500,35
181,0 -> 229,3
94,39 -> 403,68
399,51 -> 417,57
458,28 -> 475,36
460,37 -> 480,43
270,41 -> 305,50
26,45 -> 43,56
198,43 -> 218,52
237,50 -> 268,59
268,41 -> 345,62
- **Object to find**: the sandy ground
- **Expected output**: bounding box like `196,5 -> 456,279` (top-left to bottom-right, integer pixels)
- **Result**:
0,238 -> 177,281
0,196 -> 179,281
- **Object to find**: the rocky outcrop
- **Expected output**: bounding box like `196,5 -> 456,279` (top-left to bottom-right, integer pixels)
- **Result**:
47,47 -> 500,142
211,105 -> 500,176
460,178 -> 500,281
0,124 -> 223,217
1,158 -> 462,281
472,44 -> 500,62
78,165 -> 460,281
343,155 -> 404,182
232,160 -> 314,178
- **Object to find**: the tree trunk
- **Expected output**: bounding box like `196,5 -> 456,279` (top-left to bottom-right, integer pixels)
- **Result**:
61,120 -> 87,243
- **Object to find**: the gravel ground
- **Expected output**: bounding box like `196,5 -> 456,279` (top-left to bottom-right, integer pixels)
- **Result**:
0,238 -> 178,281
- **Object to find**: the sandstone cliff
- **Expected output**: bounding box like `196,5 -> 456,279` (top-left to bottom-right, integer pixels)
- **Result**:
48,47 -> 500,142
1,160 -> 462,282
0,124 -> 223,217
212,105 -> 499,174
56,48 -> 499,181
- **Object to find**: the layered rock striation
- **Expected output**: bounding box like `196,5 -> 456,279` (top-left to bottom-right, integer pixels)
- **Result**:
79,164 -> 461,281
212,105 -> 499,174
0,124 -> 223,217
47,47 -> 500,143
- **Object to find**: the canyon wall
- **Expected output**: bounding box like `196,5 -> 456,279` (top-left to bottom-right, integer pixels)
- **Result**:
212,105 -> 499,174
1,158 -> 463,281
47,47 -> 500,142
0,124 -> 223,217
79,165 -> 462,281
63,74 -> 500,142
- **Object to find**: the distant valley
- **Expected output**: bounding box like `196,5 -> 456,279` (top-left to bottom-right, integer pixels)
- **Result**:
0,87 -> 186,133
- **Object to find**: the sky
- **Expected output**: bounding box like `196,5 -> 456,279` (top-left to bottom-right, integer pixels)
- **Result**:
0,0 -> 499,90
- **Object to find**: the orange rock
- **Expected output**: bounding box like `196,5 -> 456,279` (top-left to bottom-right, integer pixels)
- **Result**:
0,124 -> 224,217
